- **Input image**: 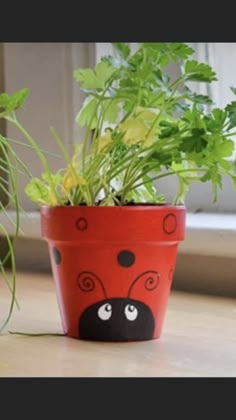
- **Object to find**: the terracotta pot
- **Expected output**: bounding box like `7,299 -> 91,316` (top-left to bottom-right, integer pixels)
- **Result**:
41,205 -> 186,341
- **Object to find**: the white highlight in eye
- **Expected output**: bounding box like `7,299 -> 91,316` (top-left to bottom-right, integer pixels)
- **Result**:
97,303 -> 112,321
124,304 -> 138,321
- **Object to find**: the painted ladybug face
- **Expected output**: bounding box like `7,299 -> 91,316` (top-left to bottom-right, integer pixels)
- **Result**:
77,267 -> 160,342
79,298 -> 155,341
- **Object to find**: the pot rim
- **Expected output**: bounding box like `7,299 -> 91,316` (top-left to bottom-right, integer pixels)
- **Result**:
41,204 -> 186,211
41,204 -> 186,243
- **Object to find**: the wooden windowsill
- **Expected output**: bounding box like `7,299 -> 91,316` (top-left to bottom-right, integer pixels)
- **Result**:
1,272 -> 236,377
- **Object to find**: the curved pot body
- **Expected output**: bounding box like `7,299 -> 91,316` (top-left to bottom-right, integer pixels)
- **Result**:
41,205 -> 186,342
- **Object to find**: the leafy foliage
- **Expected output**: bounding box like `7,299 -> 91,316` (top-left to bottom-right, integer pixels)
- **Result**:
1,42 -> 236,209
185,60 -> 217,82
74,62 -> 115,90
0,88 -> 29,117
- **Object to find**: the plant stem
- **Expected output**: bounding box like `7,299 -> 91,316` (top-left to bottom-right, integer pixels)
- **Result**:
7,115 -> 59,203
0,224 -> 17,333
118,168 -> 205,199
145,76 -> 185,139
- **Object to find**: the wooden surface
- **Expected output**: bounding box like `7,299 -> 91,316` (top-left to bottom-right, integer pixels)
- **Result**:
1,272 -> 236,377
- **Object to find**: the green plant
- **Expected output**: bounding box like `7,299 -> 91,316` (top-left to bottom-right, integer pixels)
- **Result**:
2,43 -> 236,209
0,128 -> 31,331
0,91 -> 59,332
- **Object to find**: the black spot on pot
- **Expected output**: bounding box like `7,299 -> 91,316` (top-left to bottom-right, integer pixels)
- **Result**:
163,213 -> 177,234
76,217 -> 88,231
52,247 -> 61,265
79,297 -> 155,341
117,250 -> 135,267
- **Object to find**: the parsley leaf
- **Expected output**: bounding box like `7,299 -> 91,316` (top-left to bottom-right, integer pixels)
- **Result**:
185,60 -> 217,82
74,62 -> 115,90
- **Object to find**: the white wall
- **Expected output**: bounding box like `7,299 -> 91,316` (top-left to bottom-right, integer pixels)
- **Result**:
3,43 -> 91,210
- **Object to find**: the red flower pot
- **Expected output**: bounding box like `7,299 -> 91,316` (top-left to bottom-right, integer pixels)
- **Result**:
41,205 -> 186,341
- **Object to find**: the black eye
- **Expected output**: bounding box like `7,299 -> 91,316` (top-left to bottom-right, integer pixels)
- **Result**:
124,304 -> 138,321
97,303 -> 112,320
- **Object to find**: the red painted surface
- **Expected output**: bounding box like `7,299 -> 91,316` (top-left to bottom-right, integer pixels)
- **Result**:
41,205 -> 186,341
